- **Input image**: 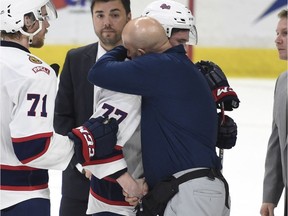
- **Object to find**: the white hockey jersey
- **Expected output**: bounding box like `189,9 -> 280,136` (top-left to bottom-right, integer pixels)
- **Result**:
0,41 -> 74,210
84,45 -> 143,215
86,87 -> 142,216
85,86 -> 141,178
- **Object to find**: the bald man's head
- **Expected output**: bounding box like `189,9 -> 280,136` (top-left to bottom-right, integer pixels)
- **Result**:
122,16 -> 171,58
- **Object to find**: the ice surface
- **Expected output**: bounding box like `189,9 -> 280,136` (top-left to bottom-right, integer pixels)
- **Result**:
49,78 -> 285,216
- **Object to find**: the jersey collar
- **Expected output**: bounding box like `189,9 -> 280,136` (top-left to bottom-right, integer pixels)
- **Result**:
0,41 -> 30,53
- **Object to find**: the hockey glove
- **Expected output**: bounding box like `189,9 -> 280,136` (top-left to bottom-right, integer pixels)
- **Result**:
50,63 -> 60,76
217,113 -> 237,149
68,116 -> 118,165
195,60 -> 240,111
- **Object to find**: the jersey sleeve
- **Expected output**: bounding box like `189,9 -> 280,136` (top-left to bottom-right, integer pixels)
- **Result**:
84,89 -> 141,179
8,60 -> 74,170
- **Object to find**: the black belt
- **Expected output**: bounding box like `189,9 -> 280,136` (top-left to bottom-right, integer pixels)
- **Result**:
172,168 -> 230,209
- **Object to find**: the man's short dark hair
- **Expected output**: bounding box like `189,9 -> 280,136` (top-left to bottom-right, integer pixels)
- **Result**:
90,0 -> 131,15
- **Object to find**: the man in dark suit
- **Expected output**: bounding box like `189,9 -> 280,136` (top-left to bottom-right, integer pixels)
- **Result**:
54,44 -> 95,216
54,0 -> 142,215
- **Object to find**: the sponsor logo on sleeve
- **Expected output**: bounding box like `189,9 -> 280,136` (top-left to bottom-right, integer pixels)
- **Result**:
32,66 -> 51,75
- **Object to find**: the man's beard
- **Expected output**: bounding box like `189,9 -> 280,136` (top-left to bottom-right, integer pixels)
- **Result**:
99,32 -> 121,47
30,37 -> 44,48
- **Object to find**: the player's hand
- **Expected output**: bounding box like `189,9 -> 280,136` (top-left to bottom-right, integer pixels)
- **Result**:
195,60 -> 240,111
216,113 -> 237,149
138,178 -> 149,197
123,178 -> 148,206
124,194 -> 139,206
260,203 -> 276,216
68,116 -> 118,165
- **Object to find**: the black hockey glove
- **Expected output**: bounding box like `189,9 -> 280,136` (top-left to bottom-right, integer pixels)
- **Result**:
217,113 -> 237,149
50,63 -> 60,76
68,116 -> 118,165
195,60 -> 240,111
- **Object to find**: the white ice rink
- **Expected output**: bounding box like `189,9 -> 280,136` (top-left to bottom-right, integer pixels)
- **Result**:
49,78 -> 286,216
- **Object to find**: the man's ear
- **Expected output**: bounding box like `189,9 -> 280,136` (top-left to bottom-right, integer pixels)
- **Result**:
137,48 -> 145,56
127,12 -> 131,22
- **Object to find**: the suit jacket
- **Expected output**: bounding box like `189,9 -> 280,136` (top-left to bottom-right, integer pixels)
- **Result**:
54,43 -> 97,200
263,71 -> 288,206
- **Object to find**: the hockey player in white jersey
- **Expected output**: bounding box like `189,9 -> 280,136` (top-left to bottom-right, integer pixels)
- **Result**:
0,0 -> 118,215
54,1 -> 147,215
